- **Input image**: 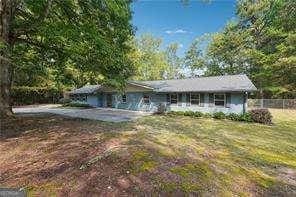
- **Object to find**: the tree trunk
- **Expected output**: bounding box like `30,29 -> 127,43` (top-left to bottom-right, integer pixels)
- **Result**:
0,0 -> 13,118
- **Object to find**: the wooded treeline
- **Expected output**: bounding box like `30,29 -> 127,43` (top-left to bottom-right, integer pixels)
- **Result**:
1,0 -> 295,117
192,0 -> 296,99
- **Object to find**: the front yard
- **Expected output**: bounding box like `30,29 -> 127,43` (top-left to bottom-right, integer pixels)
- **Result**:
1,109 -> 295,196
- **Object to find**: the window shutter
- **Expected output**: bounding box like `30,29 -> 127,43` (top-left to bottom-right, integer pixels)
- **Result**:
200,93 -> 205,107
226,93 -> 231,108
166,94 -> 170,103
209,93 -> 214,107
178,93 -> 182,106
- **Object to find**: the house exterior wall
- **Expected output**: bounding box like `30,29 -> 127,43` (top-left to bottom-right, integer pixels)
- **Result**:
98,92 -> 246,114
71,91 -> 246,114
87,95 -> 99,107
100,92 -> 164,111
169,93 -> 245,114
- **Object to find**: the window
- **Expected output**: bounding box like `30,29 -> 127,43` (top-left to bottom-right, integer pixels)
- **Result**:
143,95 -> 150,104
190,93 -> 200,105
178,93 -> 182,106
214,94 -> 225,107
170,93 -> 177,104
166,94 -> 170,103
121,94 -> 127,103
72,94 -> 86,102
81,95 -> 87,102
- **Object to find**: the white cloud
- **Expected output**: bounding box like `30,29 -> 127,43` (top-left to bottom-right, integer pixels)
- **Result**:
175,29 -> 187,34
165,29 -> 191,34
179,43 -> 184,48
165,30 -> 173,34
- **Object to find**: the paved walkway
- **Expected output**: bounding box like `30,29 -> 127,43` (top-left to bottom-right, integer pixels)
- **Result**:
13,104 -> 151,122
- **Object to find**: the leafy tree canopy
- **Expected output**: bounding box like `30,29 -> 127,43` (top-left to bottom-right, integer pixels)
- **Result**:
186,0 -> 296,98
131,34 -> 183,81
0,0 -> 134,116
10,0 -> 135,89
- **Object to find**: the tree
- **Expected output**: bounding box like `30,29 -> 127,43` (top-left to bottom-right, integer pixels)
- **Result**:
0,0 -> 134,117
1,0 -> 15,117
165,43 -> 183,79
132,34 -> 169,81
189,0 -> 295,98
184,35 -> 208,76
236,0 -> 295,98
132,34 -> 185,80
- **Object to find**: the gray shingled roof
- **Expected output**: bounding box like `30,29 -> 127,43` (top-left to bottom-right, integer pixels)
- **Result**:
70,74 -> 257,94
133,74 -> 257,92
69,85 -> 102,94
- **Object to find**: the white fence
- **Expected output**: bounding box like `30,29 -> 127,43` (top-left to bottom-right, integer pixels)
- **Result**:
248,99 -> 296,109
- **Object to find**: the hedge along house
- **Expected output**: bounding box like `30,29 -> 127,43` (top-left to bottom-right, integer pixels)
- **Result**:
69,74 -> 257,114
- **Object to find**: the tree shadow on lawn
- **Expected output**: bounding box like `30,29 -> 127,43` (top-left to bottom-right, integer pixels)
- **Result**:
0,114 -> 137,195
0,113 -> 130,139
128,115 -> 296,195
0,113 -> 295,196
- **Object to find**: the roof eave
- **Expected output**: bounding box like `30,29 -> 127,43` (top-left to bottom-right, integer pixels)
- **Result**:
154,89 -> 257,93
127,82 -> 154,90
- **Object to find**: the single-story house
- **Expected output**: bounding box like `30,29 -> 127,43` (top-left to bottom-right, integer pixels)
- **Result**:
69,74 -> 257,114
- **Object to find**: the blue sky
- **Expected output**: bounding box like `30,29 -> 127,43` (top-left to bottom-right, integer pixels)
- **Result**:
132,0 -> 237,56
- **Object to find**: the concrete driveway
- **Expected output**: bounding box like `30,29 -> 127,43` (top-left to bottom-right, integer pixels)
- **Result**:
13,104 -> 151,122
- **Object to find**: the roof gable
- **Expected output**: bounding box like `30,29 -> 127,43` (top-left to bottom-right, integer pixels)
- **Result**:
69,82 -> 153,94
69,85 -> 101,94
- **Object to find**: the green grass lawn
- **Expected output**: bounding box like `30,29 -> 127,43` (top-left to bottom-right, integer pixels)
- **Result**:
1,109 -> 295,196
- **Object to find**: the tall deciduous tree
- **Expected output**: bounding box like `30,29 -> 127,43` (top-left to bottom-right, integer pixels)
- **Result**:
165,43 -> 183,79
184,37 -> 207,76
188,0 -> 296,98
132,34 -> 184,80
132,34 -> 169,81
1,0 -> 15,117
0,0 -> 134,117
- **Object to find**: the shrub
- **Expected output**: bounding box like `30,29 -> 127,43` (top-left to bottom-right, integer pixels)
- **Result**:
193,111 -> 203,117
184,111 -> 195,116
226,112 -> 253,122
63,102 -> 91,108
226,113 -> 240,121
239,112 -> 253,122
212,112 -> 226,119
202,113 -> 212,118
167,110 -> 268,124
174,111 -> 185,116
249,108 -> 272,124
167,110 -> 203,118
11,86 -> 63,105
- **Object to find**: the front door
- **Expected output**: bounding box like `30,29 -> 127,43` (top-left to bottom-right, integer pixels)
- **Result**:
106,94 -> 112,107
97,94 -> 103,107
